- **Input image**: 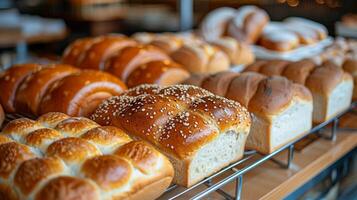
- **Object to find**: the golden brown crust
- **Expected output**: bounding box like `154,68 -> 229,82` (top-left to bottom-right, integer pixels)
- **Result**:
105,45 -> 169,81
225,72 -> 266,107
182,74 -> 208,86
78,36 -> 137,70
81,155 -> 132,190
39,70 -> 127,117
305,64 -> 344,95
201,71 -> 240,96
292,83 -> 313,102
35,176 -> 100,200
149,35 -> 184,53
0,63 -> 42,112
0,183 -> 19,200
62,37 -> 101,66
0,135 -> 13,145
14,157 -> 65,195
37,112 -> 70,128
25,128 -> 63,150
91,84 -> 251,160
15,64 -> 79,115
0,142 -> 35,179
2,118 -> 43,140
282,59 -> 316,85
47,137 -> 101,164
244,60 -> 267,72
126,60 -> 190,88
81,126 -> 132,146
248,76 -> 294,115
259,60 -> 290,76
343,59 -> 357,76
55,117 -> 99,136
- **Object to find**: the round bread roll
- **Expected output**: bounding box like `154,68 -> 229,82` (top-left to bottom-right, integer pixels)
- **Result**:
0,63 -> 42,113
149,34 -> 184,53
227,6 -> 269,44
62,37 -> 102,66
15,64 -> 79,115
78,35 -> 137,70
200,7 -> 236,41
105,45 -> 170,81
171,42 -> 230,74
259,28 -> 299,52
126,60 -> 190,88
39,70 -> 127,117
210,37 -> 255,65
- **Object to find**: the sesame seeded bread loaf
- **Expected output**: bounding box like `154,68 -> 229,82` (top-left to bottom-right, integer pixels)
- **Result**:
0,63 -> 127,117
91,84 -> 251,187
0,112 -> 173,200
244,60 -> 354,123
185,72 -> 313,154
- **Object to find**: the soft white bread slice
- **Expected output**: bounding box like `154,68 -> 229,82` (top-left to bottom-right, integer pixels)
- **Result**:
306,64 -> 353,123
91,84 -> 251,187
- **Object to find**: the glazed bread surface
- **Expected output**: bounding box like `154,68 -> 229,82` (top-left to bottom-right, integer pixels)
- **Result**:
91,84 -> 251,187
0,112 -> 174,200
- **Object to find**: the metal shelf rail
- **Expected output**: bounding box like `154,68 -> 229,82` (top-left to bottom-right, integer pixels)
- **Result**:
159,102 -> 357,200
4,103 -> 356,200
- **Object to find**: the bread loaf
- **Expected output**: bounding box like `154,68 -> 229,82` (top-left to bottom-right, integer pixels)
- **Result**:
126,60 -> 190,88
0,112 -> 174,200
259,23 -> 299,51
343,59 -> 357,100
186,72 -> 313,154
244,60 -> 354,123
0,63 -> 42,113
105,45 -> 170,81
227,6 -> 269,44
91,84 -> 251,187
171,42 -> 230,74
39,70 -> 127,117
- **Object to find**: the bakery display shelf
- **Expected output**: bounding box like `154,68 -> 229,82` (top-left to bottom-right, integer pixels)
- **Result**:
159,102 -> 357,200
4,102 -> 357,200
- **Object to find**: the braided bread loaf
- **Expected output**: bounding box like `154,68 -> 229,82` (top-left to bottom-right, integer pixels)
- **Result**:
91,84 -> 251,187
184,72 -> 313,154
0,63 -> 127,117
63,35 -> 190,88
0,112 -> 174,200
244,59 -> 354,123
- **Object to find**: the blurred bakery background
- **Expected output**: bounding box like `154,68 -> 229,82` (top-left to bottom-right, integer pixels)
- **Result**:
0,0 -> 356,68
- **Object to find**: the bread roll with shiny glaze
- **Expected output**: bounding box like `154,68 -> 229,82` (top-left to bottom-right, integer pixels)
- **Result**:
126,60 -> 190,88
185,72 -> 313,154
105,45 -> 170,82
62,37 -> 102,66
0,63 -> 42,113
171,42 -> 230,74
227,6 -> 269,44
91,84 -> 251,187
0,112 -> 174,200
39,70 -> 127,117
15,64 -> 79,115
149,34 -> 184,53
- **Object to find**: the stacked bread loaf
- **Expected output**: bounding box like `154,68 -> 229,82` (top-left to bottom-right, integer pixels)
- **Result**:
0,63 -> 126,117
184,72 -> 313,154
63,34 -> 191,87
244,59 -> 354,123
90,84 -> 251,187
0,112 -> 174,200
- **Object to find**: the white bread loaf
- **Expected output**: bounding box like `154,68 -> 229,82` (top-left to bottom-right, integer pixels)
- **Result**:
0,112 -> 174,200
187,72 -> 313,154
91,84 -> 251,187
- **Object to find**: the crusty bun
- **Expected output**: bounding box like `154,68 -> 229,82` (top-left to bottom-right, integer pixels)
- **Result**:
259,23 -> 299,52
105,45 -> 170,81
149,34 -> 184,53
210,37 -> 255,65
227,6 -> 269,44
0,112 -> 174,200
171,42 -> 230,74
39,70 -> 127,117
15,64 -> 79,115
126,60 -> 190,88
91,84 -> 251,187
0,63 -> 42,113
62,37 -> 102,66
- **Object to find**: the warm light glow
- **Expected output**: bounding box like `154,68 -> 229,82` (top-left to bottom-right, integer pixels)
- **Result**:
287,0 -> 299,7
276,0 -> 286,3
316,0 -> 325,4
